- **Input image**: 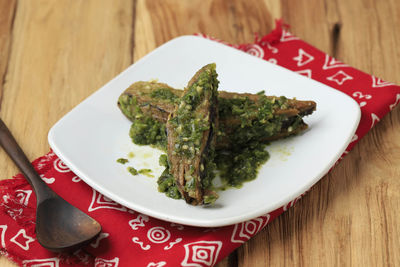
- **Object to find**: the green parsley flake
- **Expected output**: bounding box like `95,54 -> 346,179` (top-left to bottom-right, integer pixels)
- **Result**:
138,169 -> 154,177
117,158 -> 129,164
127,167 -> 138,175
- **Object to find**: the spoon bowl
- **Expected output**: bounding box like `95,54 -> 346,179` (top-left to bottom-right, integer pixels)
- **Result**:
36,196 -> 101,252
0,119 -> 101,252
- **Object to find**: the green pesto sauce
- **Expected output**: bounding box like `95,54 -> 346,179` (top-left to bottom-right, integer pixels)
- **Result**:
120,86 -> 299,150
121,80 -> 299,202
150,88 -> 179,103
157,167 -> 182,199
147,86 -> 294,148
138,168 -> 154,177
215,142 -> 270,189
118,94 -> 141,121
169,64 -> 218,158
257,90 -> 265,95
127,166 -> 138,175
155,143 -> 269,199
119,93 -> 167,151
117,158 -> 129,164
159,154 -> 168,167
218,95 -> 289,145
127,166 -> 155,178
167,64 -> 219,203
129,116 -> 167,151
157,154 -> 181,198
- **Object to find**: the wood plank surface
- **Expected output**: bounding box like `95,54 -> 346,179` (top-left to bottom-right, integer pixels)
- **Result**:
1,0 -> 399,266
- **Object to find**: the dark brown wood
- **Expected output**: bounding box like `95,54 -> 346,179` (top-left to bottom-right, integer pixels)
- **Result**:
0,118 -> 101,252
0,118 -> 53,199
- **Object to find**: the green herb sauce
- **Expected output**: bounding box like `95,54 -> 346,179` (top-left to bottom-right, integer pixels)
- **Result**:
168,65 -> 218,158
121,92 -> 285,201
117,158 -> 129,164
118,94 -> 142,122
159,154 -> 168,167
157,155 -> 181,198
156,143 -> 269,200
120,80 -> 297,202
166,64 -> 219,203
127,167 -> 138,175
215,142 -> 270,189
129,116 -> 167,151
118,85 -> 305,150
138,168 -> 154,177
150,88 -> 179,103
157,168 -> 181,199
218,95 -> 290,146
119,93 -> 167,150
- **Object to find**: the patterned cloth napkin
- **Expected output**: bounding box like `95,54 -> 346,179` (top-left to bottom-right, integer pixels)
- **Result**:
1,21 -> 400,267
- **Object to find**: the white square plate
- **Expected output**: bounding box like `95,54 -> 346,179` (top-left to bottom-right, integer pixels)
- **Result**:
48,36 -> 360,227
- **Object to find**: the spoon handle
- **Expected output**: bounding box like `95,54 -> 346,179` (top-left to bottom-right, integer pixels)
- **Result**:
0,118 -> 55,202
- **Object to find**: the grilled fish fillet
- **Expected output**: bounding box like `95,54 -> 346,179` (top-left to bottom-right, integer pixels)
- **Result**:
166,63 -> 219,205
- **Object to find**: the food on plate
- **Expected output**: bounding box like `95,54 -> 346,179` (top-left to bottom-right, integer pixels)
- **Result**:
117,63 -> 316,205
166,63 -> 219,205
127,166 -> 138,175
116,158 -> 129,164
118,81 -> 316,149
127,166 -> 154,177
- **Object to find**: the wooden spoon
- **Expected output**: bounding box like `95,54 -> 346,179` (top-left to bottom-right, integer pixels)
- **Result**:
0,119 -> 101,252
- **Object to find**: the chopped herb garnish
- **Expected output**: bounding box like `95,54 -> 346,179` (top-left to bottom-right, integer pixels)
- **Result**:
150,88 -> 179,103
138,169 -> 154,177
127,167 -> 138,175
159,154 -> 168,167
117,158 -> 129,164
256,90 -> 265,95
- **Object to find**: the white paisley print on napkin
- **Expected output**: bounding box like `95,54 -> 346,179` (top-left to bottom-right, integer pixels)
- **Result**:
147,227 -> 170,244
94,257 -> 119,267
245,44 -> 264,58
15,190 -> 32,206
322,55 -> 348,70
326,70 -> 353,85
280,30 -> 299,42
0,225 -> 7,248
10,229 -> 35,251
371,76 -> 394,88
22,257 -> 60,267
88,189 -> 127,212
53,158 -> 71,173
295,69 -> 312,78
389,94 -> 400,110
147,261 -> 167,267
181,240 -> 222,267
293,48 -> 314,66
231,215 -> 270,243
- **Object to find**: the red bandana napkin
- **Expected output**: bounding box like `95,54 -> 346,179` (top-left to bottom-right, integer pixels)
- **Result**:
1,22 -> 400,267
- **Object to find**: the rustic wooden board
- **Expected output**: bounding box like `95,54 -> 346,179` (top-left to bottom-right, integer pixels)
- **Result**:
0,0 -> 399,266
0,0 -> 16,113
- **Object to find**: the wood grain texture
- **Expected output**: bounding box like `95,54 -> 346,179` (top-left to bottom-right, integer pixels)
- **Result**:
1,0 -> 399,266
0,0 -> 16,107
0,0 -> 133,266
238,0 -> 400,266
0,1 -> 17,266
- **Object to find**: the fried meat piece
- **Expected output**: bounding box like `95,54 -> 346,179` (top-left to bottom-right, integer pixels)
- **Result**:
166,64 -> 219,205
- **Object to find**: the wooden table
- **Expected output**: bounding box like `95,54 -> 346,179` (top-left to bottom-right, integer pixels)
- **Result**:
1,0 -> 399,266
